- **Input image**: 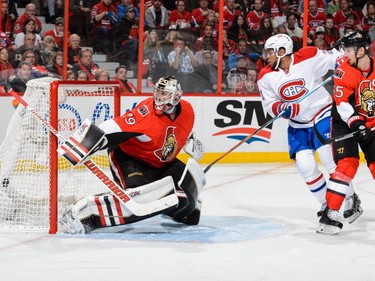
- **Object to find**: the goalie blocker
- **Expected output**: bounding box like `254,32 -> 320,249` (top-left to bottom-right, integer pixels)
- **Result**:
58,119 -> 107,166
60,158 -> 206,234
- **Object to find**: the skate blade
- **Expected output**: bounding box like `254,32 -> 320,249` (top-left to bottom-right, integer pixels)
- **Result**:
345,207 -> 363,224
316,223 -> 341,235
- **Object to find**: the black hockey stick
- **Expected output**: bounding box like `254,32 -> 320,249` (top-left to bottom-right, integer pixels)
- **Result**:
313,121 -> 358,145
204,74 -> 334,174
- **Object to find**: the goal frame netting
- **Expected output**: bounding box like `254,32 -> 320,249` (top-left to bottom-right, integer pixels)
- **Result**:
0,78 -> 120,234
49,80 -> 120,234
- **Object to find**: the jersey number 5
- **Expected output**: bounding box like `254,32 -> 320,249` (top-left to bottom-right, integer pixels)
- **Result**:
334,86 -> 344,98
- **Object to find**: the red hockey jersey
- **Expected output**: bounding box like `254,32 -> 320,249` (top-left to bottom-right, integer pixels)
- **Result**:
333,58 -> 375,129
111,98 -> 195,168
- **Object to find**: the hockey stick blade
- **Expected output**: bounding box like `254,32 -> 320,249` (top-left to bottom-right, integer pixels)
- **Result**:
9,89 -> 178,217
313,121 -> 358,145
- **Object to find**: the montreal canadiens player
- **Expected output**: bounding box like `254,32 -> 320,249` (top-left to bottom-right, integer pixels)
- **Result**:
257,34 -> 362,225
318,31 -> 375,235
59,76 -> 205,234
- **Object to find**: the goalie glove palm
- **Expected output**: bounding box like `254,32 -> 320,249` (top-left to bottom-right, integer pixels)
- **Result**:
57,119 -> 106,166
184,133 -> 204,161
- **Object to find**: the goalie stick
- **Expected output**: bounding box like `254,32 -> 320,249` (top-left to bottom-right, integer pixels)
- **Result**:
313,122 -> 358,145
204,74 -> 334,173
8,89 -> 178,217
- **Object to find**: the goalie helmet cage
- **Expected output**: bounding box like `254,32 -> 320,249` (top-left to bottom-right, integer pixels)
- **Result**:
0,78 -> 120,234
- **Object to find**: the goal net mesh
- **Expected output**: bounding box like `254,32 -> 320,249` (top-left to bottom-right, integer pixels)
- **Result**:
0,77 -> 119,232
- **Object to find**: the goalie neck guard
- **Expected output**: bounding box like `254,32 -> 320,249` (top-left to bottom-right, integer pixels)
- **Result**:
153,76 -> 183,115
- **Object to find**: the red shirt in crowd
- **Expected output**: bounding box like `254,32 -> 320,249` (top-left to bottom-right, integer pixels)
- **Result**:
169,9 -> 192,28
91,1 -> 118,30
333,9 -> 360,29
246,10 -> 269,30
13,13 -> 42,35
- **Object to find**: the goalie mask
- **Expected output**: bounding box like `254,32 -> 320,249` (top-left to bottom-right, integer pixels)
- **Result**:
264,34 -> 293,70
153,76 -> 183,115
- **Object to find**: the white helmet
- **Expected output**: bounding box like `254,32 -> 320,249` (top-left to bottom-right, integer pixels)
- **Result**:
153,76 -> 183,114
264,34 -> 293,69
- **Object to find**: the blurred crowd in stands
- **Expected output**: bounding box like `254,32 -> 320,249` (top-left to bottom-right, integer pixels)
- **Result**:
1,0 -> 375,94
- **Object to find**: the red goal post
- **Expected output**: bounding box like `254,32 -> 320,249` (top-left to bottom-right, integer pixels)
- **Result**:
0,78 -> 120,233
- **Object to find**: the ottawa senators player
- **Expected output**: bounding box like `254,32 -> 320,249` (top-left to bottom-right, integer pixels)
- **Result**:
318,31 -> 374,235
59,76 -> 205,234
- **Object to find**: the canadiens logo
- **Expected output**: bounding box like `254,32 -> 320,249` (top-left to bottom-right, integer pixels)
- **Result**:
155,127 -> 178,161
334,69 -> 344,79
279,79 -> 308,101
359,81 -> 375,116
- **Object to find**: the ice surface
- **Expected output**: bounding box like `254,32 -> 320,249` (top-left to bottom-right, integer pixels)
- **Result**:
1,163 -> 375,281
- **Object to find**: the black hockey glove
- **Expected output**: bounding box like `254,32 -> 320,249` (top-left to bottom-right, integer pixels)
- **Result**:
348,115 -> 372,143
357,125 -> 372,142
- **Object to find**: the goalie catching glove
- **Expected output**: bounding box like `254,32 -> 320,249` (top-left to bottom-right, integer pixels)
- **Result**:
57,119 -> 107,166
183,132 -> 204,161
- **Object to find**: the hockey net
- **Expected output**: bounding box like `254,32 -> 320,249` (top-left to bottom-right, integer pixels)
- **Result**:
0,77 -> 120,233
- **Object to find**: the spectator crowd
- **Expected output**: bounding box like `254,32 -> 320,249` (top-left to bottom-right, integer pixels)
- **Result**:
1,0 -> 375,94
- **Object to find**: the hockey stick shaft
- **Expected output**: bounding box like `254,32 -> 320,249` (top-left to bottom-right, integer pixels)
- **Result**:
204,75 -> 334,174
9,89 -> 178,216
313,122 -> 358,144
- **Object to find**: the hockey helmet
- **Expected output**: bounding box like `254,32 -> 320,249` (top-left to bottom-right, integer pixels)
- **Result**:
264,34 -> 294,56
341,31 -> 371,52
264,34 -> 293,69
153,76 -> 183,114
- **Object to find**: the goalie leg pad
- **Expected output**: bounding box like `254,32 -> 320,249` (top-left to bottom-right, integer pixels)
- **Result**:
57,119 -> 106,166
167,158 -> 206,224
60,176 -> 177,233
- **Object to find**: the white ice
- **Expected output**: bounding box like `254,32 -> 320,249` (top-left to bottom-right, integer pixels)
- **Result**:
1,162 -> 375,281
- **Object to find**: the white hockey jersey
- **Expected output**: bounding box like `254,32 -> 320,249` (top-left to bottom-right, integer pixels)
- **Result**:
258,47 -> 340,129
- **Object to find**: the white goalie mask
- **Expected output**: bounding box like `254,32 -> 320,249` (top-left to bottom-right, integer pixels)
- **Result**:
264,34 -> 293,69
153,76 -> 183,115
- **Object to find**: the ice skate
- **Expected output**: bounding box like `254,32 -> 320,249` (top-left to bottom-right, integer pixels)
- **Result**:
59,209 -> 86,234
317,203 -> 327,217
343,193 -> 363,224
316,207 -> 343,235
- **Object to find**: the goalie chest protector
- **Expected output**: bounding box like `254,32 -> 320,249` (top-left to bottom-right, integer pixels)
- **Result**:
114,98 -> 195,168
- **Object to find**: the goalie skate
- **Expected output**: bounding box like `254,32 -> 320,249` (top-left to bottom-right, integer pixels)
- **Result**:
343,193 -> 363,224
59,209 -> 86,234
316,207 -> 343,235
